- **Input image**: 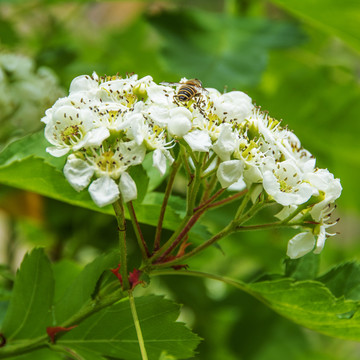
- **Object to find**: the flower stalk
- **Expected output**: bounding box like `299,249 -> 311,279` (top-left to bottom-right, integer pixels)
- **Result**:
113,198 -> 130,290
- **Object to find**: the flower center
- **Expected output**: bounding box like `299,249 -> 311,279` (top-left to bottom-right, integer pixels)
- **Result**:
61,125 -> 82,145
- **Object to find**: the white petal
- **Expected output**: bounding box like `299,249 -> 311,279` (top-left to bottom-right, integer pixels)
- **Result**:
213,124 -> 237,161
63,157 -> 94,191
183,129 -> 212,152
119,172 -> 137,203
147,105 -> 170,127
217,160 -> 244,188
275,205 -> 297,221
69,74 -> 99,94
153,148 -> 167,176
88,176 -> 120,207
168,107 -> 192,137
74,127 -> 110,150
46,146 -> 70,157
287,232 -> 315,259
228,177 -> 247,192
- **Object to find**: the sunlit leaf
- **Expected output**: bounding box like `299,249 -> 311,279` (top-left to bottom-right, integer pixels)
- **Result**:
271,0 -> 360,53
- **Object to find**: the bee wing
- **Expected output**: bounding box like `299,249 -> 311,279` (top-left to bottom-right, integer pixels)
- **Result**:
160,81 -> 180,87
196,86 -> 209,95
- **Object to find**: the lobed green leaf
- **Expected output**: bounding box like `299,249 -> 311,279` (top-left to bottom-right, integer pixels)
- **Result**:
59,295 -> 201,360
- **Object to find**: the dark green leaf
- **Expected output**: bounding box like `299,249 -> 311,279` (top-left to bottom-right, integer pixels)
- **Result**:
284,252 -> 320,280
149,9 -> 305,89
317,262 -> 360,301
10,348 -> 63,360
53,251 -> 120,324
59,295 -> 201,360
0,16 -> 19,46
52,260 -> 82,304
1,248 -> 54,340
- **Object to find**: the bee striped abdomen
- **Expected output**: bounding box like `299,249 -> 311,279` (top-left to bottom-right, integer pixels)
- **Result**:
177,86 -> 197,101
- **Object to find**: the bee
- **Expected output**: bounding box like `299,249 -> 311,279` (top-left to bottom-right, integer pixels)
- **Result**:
161,78 -> 207,104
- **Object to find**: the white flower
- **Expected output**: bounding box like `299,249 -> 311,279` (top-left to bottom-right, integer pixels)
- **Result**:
306,169 -> 342,221
167,107 -> 192,137
217,160 -> 244,188
45,106 -> 110,157
262,159 -> 316,206
213,91 -> 253,124
286,220 -> 337,259
63,140 -> 146,207
213,124 -> 238,161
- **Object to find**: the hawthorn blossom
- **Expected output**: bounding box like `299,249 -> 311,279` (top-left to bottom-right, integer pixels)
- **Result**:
42,72 -> 342,259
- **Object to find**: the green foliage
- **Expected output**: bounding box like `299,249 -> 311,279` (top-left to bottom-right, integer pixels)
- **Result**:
53,250 -> 120,324
271,0 -> 360,53
1,249 -> 54,341
59,295 -> 201,360
0,250 -> 201,359
149,9 -> 305,88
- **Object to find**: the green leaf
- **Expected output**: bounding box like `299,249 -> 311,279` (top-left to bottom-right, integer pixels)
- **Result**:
271,0 -> 360,53
142,153 -> 169,192
149,9 -> 305,88
0,131 -> 64,170
317,262 -> 360,301
10,348 -> 63,360
0,133 -> 183,230
247,278 -> 360,340
284,252 -> 320,280
59,295 -> 201,360
128,164 -> 149,204
53,251 -> 120,324
1,248 -> 54,340
52,259 -> 82,304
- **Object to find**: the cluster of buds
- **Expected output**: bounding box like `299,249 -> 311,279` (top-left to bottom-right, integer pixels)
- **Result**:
43,73 -> 341,259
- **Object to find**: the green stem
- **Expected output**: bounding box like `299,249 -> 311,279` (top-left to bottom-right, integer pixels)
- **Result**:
148,153 -> 206,264
128,291 -> 148,360
203,152 -> 217,172
127,202 -> 150,259
207,189 -> 248,210
147,214 -> 192,264
149,222 -> 236,269
151,269 -> 248,292
113,198 -> 130,290
234,188 -> 251,220
154,158 -> 181,251
187,153 -> 205,215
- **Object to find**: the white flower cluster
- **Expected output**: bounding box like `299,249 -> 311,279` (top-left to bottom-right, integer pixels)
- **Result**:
0,53 -> 63,145
43,73 -> 341,258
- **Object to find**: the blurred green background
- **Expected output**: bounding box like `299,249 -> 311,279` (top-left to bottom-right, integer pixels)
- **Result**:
0,0 -> 360,359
